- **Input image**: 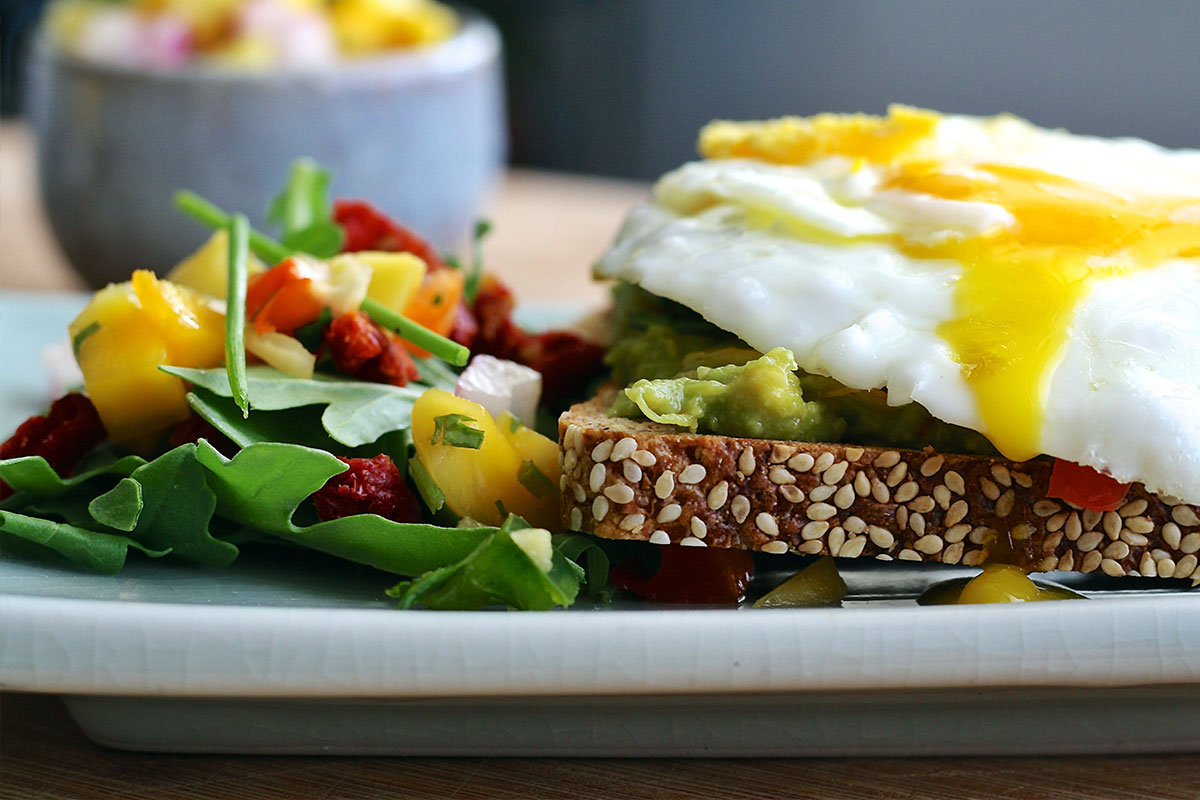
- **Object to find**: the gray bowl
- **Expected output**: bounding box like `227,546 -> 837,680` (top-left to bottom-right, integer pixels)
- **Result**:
26,12 -> 505,288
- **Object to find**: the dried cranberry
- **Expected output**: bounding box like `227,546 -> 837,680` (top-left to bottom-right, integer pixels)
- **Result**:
324,311 -> 420,387
0,393 -> 106,499
333,199 -> 448,270
611,545 -> 756,605
311,454 -> 422,523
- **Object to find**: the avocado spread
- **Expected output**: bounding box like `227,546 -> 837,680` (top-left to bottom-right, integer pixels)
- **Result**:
606,283 -> 994,454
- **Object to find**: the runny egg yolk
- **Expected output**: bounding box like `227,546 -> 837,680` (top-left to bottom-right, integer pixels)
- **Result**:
701,107 -> 1200,460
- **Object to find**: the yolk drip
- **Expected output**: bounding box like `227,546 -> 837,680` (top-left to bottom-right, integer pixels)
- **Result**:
699,108 -> 1200,460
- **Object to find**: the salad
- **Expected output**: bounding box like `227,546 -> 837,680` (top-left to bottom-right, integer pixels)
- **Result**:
0,160 -> 611,611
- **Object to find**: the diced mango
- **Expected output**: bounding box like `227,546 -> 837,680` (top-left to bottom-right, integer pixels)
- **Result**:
498,411 -> 561,490
131,270 -> 226,368
412,389 -> 558,529
360,251 -> 427,313
167,230 -> 266,299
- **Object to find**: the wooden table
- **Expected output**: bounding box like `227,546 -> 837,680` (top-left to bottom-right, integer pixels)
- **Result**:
3,121 -> 1199,799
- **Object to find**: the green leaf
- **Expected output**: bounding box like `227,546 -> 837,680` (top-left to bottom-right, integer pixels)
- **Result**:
414,356 -> 460,392
553,534 -> 614,602
164,365 -> 424,448
432,413 -> 485,449
463,218 -> 493,303
293,306 -> 333,352
87,478 -> 142,532
194,441 -> 496,576
0,454 -> 145,501
283,222 -> 344,259
267,159 -> 344,257
517,460 -> 556,498
408,457 -> 445,513
0,510 -> 168,575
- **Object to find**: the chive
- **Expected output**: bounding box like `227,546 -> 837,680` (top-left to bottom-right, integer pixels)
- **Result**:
174,190 -> 291,264
226,214 -> 251,418
361,297 -> 470,367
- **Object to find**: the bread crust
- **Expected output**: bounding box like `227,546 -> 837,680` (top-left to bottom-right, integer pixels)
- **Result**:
559,392 -> 1200,582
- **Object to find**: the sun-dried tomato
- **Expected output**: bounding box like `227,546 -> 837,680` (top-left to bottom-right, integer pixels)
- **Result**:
333,199 -> 448,270
324,311 -> 421,387
448,300 -> 479,349
0,393 -> 106,499
311,454 -> 422,523
611,544 -> 756,605
166,414 -> 236,457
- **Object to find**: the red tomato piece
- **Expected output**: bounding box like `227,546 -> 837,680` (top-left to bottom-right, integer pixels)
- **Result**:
611,545 -> 756,605
311,454 -> 422,523
246,259 -> 326,336
1047,459 -> 1131,512
333,199 -> 448,270
324,311 -> 420,387
0,393 -> 106,499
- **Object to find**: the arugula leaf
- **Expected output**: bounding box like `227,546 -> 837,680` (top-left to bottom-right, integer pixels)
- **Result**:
387,516 -> 580,610
432,413 -> 485,449
194,441 -> 496,576
414,356 -> 460,392
517,460 -> 556,498
267,159 -> 344,258
87,478 -> 142,532
552,534 -> 614,602
0,510 -> 168,575
408,457 -> 445,513
0,454 -> 144,501
165,365 -> 424,448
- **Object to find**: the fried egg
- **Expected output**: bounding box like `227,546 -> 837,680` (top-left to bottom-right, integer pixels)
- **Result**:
594,107 -> 1200,504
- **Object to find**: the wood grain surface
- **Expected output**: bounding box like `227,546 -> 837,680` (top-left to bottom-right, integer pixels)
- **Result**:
3,121 -> 1199,799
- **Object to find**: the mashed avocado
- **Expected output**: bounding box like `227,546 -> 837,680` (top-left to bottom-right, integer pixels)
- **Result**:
606,283 -> 994,454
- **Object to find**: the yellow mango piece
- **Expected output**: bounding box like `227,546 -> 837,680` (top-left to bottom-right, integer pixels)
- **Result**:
131,270 -> 226,368
360,251 -> 427,313
412,390 -> 558,529
331,0 -> 457,55
167,230 -> 265,299
498,411 -> 562,490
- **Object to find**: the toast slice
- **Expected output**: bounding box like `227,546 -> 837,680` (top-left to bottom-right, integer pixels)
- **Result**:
559,391 -> 1200,581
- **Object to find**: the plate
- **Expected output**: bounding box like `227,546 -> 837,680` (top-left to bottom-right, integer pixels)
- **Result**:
2,291 -> 1199,756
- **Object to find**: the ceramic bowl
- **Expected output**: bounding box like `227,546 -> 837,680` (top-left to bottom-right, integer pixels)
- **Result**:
26,12 -> 505,288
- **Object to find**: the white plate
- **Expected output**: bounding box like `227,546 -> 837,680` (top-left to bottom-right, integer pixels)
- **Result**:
2,292 -> 1198,756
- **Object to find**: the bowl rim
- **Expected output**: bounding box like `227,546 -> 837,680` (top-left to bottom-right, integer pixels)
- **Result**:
30,7 -> 500,84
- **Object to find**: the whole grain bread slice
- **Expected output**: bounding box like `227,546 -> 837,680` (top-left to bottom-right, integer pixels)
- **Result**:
558,391 -> 1200,582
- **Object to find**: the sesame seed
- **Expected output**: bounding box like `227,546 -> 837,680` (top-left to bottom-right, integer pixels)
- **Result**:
1046,511 -> 1068,532
706,481 -> 729,510
876,554 -> 894,562
1033,500 -> 1062,518
802,521 -> 830,540
920,455 -> 945,477
814,452 -> 836,474
909,512 -> 926,536
1157,557 -> 1177,579
678,464 -> 707,484
1172,506 -> 1200,527
679,537 -> 706,548
631,449 -> 657,467
738,446 -> 755,475
969,526 -> 993,545
868,525 -> 894,549
823,461 -> 849,485
1103,540 -> 1130,560
1100,558 -> 1125,578
1151,548 -> 1171,561
564,450 -> 578,471
770,444 -> 796,464
731,495 -> 751,524
592,496 -> 609,522
1058,552 -> 1074,571
610,437 -> 637,462
871,479 -> 891,504
874,450 -> 901,468
839,535 -> 867,559
828,527 -> 846,556
691,517 -> 707,538
589,463 -> 606,493
886,462 -> 908,487
622,460 -> 643,483
944,471 -> 966,496
909,495 -> 936,514
1012,471 -> 1033,489
569,507 -> 583,530
1103,511 -> 1122,539
565,424 -> 581,452
768,466 -> 796,485
1120,530 -> 1150,548
995,489 -> 1015,518
1010,523 -> 1033,541
943,542 -> 965,564
1163,523 -> 1183,549
797,540 -> 824,555
619,513 -> 646,532
845,447 -> 865,463
657,504 -> 682,523
1065,512 -> 1082,541
1140,553 -> 1157,577
898,549 -> 922,562
755,513 -> 779,536
809,485 -> 836,502
844,515 -> 867,534
1038,556 -> 1058,572
573,483 -> 587,503
806,502 -> 837,521
945,500 -> 969,527
559,475 -> 568,491
914,534 -> 944,554
990,464 -> 1012,487
655,471 -> 675,499
780,485 -> 805,503
933,485 -> 952,510
1119,498 -> 1148,518
1082,509 -> 1102,531
945,523 -> 971,543
834,484 -> 857,509
1077,532 -> 1104,552
1181,533 -> 1200,554
1177,553 -> 1199,578
979,476 -> 1000,501
1045,531 -> 1064,551
648,530 -> 671,545
591,440 -> 614,462
761,540 -> 789,555
962,549 -> 986,567
893,481 -> 919,503
788,452 -> 815,472
896,506 -> 908,531
854,471 -> 871,497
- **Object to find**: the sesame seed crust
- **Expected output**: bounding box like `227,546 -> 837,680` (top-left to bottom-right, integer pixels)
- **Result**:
559,392 -> 1200,583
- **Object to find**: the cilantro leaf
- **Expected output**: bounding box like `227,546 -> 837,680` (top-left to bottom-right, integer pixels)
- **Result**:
517,460 -> 556,498
431,413 -> 485,449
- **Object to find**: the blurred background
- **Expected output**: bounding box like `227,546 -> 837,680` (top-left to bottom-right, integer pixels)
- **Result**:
5,0 -> 1198,181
